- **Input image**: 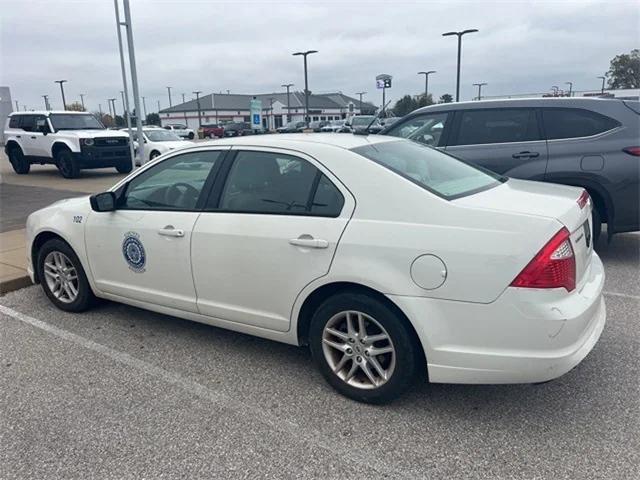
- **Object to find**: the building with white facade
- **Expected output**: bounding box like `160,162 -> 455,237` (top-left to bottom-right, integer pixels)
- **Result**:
159,92 -> 377,130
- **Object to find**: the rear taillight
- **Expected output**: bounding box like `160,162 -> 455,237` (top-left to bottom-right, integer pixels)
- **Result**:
510,227 -> 576,292
576,190 -> 590,209
622,146 -> 640,156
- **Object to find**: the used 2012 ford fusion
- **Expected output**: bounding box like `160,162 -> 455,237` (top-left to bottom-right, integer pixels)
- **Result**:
25,134 -> 605,403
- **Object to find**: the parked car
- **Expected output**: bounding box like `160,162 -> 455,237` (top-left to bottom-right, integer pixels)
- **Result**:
121,127 -> 192,164
200,123 -> 225,139
381,117 -> 401,128
342,115 -> 383,134
27,134 -> 604,403
4,111 -> 132,178
308,120 -> 330,132
224,122 -> 253,137
163,123 -> 195,139
321,120 -> 346,132
381,97 -> 640,241
277,121 -> 306,133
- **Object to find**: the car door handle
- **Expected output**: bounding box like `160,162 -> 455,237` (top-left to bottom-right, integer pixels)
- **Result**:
158,225 -> 185,237
512,151 -> 540,159
289,236 -> 329,249
30,136 -> 37,139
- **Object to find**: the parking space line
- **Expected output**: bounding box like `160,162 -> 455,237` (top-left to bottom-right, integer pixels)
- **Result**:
604,291 -> 640,301
0,304 -> 407,479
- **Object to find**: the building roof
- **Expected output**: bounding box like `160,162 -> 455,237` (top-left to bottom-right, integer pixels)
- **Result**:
160,92 -> 377,114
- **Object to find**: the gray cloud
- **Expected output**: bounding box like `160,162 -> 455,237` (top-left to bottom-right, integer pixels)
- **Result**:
1,0 -> 638,113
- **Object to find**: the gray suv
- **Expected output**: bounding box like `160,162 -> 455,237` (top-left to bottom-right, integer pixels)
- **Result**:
381,97 -> 639,240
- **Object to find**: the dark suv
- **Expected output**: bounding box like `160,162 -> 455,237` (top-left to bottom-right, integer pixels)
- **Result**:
381,97 -> 640,240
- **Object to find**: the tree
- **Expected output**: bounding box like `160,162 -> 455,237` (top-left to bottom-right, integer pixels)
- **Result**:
392,95 -> 419,117
439,93 -> 453,104
607,49 -> 640,89
65,101 -> 86,111
145,112 -> 160,126
416,93 -> 434,108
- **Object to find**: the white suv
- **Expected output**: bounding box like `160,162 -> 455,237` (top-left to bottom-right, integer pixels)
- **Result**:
3,111 -> 132,178
163,123 -> 196,139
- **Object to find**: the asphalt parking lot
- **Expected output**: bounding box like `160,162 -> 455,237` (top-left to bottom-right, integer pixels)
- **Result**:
1,230 -> 638,479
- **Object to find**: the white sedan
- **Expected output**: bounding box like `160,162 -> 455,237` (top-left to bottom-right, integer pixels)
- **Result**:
125,127 -> 193,163
25,134 -> 605,403
163,123 -> 196,139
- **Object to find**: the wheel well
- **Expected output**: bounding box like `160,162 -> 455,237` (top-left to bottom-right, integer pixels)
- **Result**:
585,187 -> 608,223
31,232 -> 68,283
5,140 -> 21,154
296,282 -> 427,370
51,142 -> 71,159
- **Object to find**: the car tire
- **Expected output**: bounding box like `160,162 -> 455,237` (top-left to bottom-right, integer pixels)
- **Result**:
309,291 -> 420,404
592,206 -> 602,246
188,132 -> 195,139
56,149 -> 79,179
149,150 -> 161,160
37,238 -> 96,313
204,134 -> 211,139
116,162 -> 133,174
8,145 -> 30,174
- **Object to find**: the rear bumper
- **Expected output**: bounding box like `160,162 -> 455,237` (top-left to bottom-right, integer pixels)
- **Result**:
389,253 -> 606,384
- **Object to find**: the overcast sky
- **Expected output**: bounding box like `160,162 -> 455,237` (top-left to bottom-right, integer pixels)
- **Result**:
1,0 -> 638,113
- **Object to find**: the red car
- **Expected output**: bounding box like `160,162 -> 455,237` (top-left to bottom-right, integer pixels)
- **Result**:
200,123 -> 225,138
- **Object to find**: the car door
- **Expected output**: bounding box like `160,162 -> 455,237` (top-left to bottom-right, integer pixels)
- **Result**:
85,148 -> 228,312
17,115 -> 38,156
191,147 -> 355,332
444,107 -> 549,179
30,115 -> 52,157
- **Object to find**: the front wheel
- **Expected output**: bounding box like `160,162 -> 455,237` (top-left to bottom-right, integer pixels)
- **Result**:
8,146 -> 30,174
149,150 -> 161,160
37,238 -> 95,312
56,149 -> 79,178
188,132 -> 195,139
309,292 -> 420,404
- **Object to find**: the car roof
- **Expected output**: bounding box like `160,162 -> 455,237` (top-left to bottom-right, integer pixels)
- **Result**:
410,97 -> 629,114
196,132 -> 398,150
9,110 -> 91,116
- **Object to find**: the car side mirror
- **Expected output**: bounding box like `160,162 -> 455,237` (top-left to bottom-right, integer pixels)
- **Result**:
90,192 -> 116,212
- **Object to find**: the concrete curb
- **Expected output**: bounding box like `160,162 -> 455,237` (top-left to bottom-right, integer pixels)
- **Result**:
0,275 -> 33,295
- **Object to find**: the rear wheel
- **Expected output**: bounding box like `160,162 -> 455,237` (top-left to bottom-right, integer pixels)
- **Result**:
309,292 -> 420,404
149,150 -> 161,160
37,239 -> 95,312
8,146 -> 30,174
56,149 -> 79,178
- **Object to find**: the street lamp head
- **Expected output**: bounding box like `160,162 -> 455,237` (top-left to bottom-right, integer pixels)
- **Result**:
281,83 -> 294,88
442,31 -> 457,37
443,29 -> 478,36
462,28 -> 479,35
293,50 -> 318,56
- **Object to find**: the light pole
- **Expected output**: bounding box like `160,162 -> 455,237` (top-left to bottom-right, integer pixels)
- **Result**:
597,75 -> 606,94
551,85 -> 559,96
355,91 -> 366,113
565,81 -> 573,97
417,71 -> 436,100
79,93 -> 86,110
442,29 -> 478,102
107,99 -> 113,118
193,91 -> 202,127
142,96 -> 147,118
120,90 -> 127,121
109,98 -> 117,121
42,95 -> 50,110
281,83 -> 294,123
181,93 -> 186,103
166,86 -> 172,107
157,100 -> 161,112
54,80 -> 68,110
292,50 -> 318,128
472,82 -> 487,100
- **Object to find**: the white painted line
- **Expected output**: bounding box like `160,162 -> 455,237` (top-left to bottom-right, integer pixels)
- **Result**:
0,304 -> 404,478
604,291 -> 640,301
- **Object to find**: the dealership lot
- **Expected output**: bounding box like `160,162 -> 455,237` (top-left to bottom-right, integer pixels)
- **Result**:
0,151 -> 638,478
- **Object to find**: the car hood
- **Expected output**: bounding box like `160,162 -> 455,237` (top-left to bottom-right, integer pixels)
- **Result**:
158,140 -> 192,149
64,130 -> 129,139
454,178 -> 588,233
45,195 -> 92,210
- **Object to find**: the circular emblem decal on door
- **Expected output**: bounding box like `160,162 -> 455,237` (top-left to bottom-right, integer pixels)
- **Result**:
122,232 -> 146,273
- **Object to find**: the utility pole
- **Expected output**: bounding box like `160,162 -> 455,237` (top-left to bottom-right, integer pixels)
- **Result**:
193,91 -> 202,127
14,100 -> 18,112
597,75 -> 606,94
107,99 -> 113,118
292,50 -> 318,128
109,98 -> 117,118
442,29 -> 478,102
565,81 -> 573,97
99,103 -> 103,117
157,100 -> 161,112
114,0 -> 135,165
54,80 -> 68,110
166,86 -> 172,107
181,93 -> 186,103
355,91 -> 366,113
79,93 -> 86,110
417,71 -> 436,101
281,83 -> 294,123
42,95 -> 50,110
472,82 -> 487,100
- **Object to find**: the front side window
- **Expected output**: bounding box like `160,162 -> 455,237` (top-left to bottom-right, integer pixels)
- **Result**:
217,151 -> 343,216
542,108 -> 620,140
352,140 -> 504,200
453,108 -> 540,146
18,115 -> 36,132
120,150 -> 221,210
145,130 -> 182,142
385,112 -> 449,147
49,114 -> 104,131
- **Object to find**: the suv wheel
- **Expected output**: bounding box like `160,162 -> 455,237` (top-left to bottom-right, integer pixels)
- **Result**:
8,146 -> 30,174
37,238 -> 95,312
309,292 -> 420,404
188,132 -> 195,139
56,149 -> 79,178
116,162 -> 133,174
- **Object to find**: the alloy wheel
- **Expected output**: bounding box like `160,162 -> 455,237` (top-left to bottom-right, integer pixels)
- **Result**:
43,251 -> 79,303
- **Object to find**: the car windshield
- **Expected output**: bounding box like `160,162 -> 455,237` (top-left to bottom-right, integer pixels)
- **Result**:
145,130 -> 182,142
351,140 -> 504,200
50,114 -> 104,130
351,116 -> 378,127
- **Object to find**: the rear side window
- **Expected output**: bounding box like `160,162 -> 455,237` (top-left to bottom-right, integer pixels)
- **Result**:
218,151 -> 344,216
9,116 -> 21,128
453,108 -> 540,146
542,108 -> 620,140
